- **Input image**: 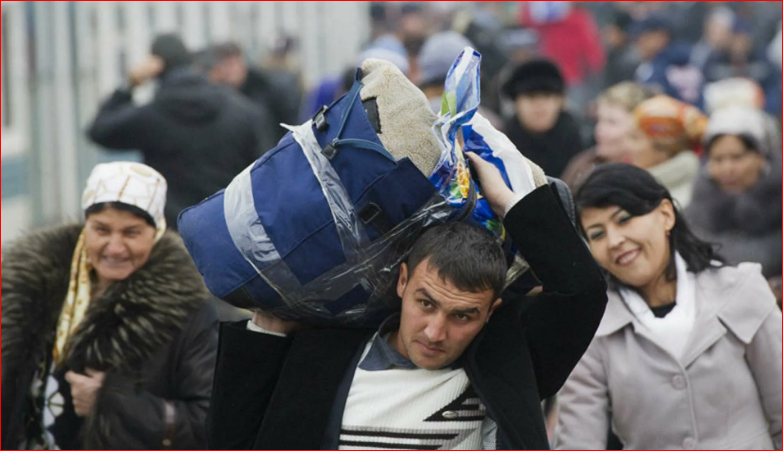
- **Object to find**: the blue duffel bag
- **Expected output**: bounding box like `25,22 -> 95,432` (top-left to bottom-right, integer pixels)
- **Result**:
178,65 -> 465,328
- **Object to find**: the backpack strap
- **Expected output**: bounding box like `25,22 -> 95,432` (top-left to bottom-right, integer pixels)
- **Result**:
318,77 -> 396,164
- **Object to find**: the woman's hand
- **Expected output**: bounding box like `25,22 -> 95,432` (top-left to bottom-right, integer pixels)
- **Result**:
65,369 -> 106,417
466,152 -> 517,219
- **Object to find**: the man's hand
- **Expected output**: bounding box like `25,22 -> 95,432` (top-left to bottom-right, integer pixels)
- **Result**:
65,369 -> 106,417
129,56 -> 165,88
252,311 -> 304,335
466,152 -> 516,219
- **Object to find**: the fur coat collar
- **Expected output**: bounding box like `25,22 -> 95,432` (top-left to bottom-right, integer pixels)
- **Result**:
2,224 -> 208,379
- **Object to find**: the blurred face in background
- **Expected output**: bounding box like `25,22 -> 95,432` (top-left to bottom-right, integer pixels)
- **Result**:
636,30 -> 670,60
595,101 -> 635,161
210,55 -> 248,88
729,33 -> 753,60
515,92 -> 564,134
704,13 -> 733,49
707,134 -> 766,194
605,25 -> 626,50
399,12 -> 428,57
626,128 -> 669,169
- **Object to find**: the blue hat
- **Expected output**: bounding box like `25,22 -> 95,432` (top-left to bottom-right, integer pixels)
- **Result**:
629,15 -> 672,37
417,32 -> 474,88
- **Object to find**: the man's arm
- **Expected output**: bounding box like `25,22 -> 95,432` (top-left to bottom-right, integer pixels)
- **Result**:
503,185 -> 608,400
207,319 -> 293,450
87,56 -> 163,150
467,152 -> 607,400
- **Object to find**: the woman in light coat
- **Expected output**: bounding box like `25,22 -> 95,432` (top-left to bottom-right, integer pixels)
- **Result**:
554,163 -> 781,450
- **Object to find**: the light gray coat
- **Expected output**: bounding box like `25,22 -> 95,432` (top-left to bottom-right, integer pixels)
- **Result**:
554,263 -> 782,450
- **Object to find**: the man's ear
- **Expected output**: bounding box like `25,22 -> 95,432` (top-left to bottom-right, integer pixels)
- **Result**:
487,298 -> 503,323
397,263 -> 409,299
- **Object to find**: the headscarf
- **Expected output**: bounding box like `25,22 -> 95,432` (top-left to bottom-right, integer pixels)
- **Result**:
53,162 -> 167,367
633,95 -> 708,156
702,106 -> 774,160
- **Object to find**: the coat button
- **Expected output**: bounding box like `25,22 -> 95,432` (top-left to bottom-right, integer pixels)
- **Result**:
443,411 -> 459,420
672,375 -> 687,390
683,438 -> 697,449
162,439 -> 172,447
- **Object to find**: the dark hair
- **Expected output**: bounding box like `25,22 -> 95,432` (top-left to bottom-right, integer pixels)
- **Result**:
705,134 -> 760,156
150,33 -> 192,72
575,163 -> 722,288
211,42 -> 244,61
406,222 -> 507,301
502,59 -> 566,99
85,202 -> 156,228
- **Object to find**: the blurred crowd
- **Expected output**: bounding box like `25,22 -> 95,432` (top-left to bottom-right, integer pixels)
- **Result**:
164,0 -> 782,299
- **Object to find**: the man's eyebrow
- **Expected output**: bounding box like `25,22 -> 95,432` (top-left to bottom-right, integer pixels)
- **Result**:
451,307 -> 480,316
414,288 -> 438,306
415,289 -> 481,315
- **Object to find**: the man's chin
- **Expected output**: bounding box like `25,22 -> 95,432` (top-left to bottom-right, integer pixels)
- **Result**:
411,354 -> 453,371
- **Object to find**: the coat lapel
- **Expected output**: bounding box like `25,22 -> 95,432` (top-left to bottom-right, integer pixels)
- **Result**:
256,329 -> 373,450
465,306 -> 548,450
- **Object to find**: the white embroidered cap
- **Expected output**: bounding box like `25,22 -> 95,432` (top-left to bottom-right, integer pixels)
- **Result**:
82,162 -> 168,238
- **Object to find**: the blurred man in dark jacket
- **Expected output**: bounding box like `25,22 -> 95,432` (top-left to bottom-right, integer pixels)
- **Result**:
631,16 -> 704,108
88,34 -> 272,228
209,41 -> 302,142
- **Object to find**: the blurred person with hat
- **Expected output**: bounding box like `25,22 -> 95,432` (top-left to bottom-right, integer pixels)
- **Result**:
2,162 -> 217,449
416,31 -> 502,129
501,58 -> 584,178
87,34 -> 271,229
685,107 -> 782,285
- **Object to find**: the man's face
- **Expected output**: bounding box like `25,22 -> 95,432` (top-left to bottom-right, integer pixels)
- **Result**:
635,30 -> 669,61
515,92 -> 564,134
209,55 -> 248,88
393,259 -> 501,370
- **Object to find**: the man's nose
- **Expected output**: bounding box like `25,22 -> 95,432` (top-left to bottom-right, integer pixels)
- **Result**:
424,315 -> 447,343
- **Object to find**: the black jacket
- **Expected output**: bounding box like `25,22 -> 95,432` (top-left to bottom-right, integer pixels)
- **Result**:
241,68 -> 302,142
504,111 -> 584,179
87,69 -> 275,228
207,186 -> 608,450
1,225 -> 218,450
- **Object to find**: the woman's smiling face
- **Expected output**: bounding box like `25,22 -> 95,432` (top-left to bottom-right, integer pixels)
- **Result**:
84,208 -> 157,285
580,200 -> 675,289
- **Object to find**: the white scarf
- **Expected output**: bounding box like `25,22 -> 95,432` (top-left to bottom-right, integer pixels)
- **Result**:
620,253 -> 696,360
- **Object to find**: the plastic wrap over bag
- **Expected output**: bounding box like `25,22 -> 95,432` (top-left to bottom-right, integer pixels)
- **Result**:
429,47 -> 533,282
224,121 -> 453,324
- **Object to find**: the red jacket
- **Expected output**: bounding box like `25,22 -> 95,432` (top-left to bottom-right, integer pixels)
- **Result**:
519,6 -> 606,86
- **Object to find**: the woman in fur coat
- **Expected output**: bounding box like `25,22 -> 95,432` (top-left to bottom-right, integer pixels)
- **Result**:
685,107 -> 782,280
1,162 -> 218,450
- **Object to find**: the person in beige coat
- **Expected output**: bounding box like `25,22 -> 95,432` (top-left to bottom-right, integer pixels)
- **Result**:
554,163 -> 781,450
